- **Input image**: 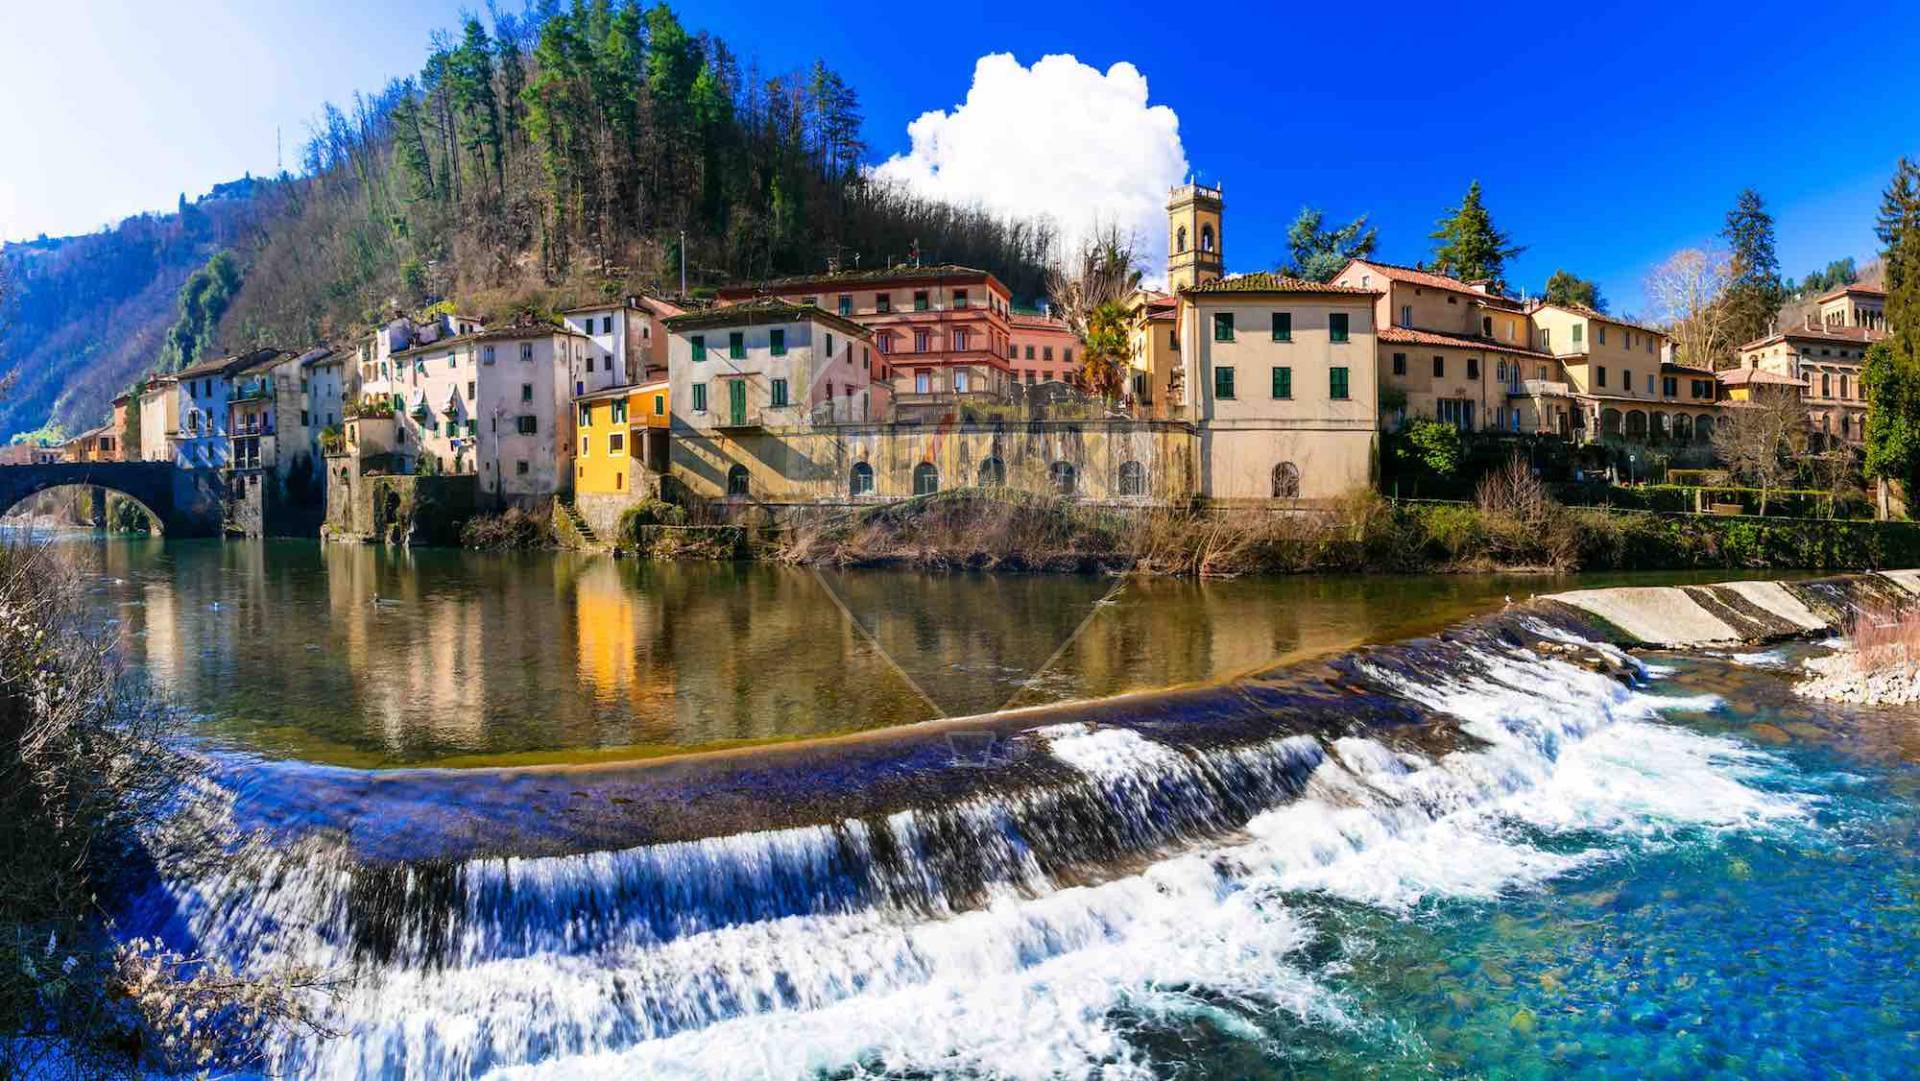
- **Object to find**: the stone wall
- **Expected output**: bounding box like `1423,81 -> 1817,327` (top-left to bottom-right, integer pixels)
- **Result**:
324,467 -> 478,545
576,488 -> 655,539
669,419 -> 1198,505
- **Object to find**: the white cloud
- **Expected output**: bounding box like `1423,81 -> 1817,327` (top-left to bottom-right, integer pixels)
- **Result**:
872,53 -> 1188,279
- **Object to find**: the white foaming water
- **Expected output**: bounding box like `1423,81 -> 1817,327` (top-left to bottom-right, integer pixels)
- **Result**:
165,632 -> 1809,1080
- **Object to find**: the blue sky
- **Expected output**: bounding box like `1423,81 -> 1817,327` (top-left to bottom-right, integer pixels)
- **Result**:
4,0 -> 1916,314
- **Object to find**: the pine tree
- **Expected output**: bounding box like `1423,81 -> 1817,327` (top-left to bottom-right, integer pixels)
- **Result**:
1720,188 -> 1784,348
1543,269 -> 1604,311
1863,159 -> 1920,507
1282,207 -> 1376,282
1429,181 -> 1523,291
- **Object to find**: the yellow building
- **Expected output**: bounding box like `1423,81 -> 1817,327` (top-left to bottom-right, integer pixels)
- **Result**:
573,380 -> 669,498
1525,302 -> 1716,444
1737,286 -> 1882,447
1122,291 -> 1182,418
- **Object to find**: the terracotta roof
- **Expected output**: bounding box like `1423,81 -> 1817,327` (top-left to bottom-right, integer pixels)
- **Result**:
1739,323 -> 1884,351
392,323 -> 588,357
1377,325 -> 1552,359
1182,272 -> 1378,297
1337,258 -> 1525,310
560,293 -> 687,318
1529,301 -> 1671,340
1009,312 -> 1076,333
1718,367 -> 1807,388
663,298 -> 874,339
715,264 -> 1005,298
1816,283 -> 1885,303
175,348 -> 283,380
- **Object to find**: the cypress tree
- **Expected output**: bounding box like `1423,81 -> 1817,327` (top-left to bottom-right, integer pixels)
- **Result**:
1863,159 -> 1920,508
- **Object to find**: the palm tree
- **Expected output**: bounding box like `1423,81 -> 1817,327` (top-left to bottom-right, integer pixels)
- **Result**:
1079,301 -> 1131,401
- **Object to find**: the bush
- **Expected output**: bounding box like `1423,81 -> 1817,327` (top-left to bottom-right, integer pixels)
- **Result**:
459,505 -> 554,549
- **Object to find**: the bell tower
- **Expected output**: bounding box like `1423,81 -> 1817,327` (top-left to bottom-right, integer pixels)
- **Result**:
1167,181 -> 1224,291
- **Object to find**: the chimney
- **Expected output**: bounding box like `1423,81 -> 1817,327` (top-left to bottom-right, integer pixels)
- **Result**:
1465,278 -> 1493,295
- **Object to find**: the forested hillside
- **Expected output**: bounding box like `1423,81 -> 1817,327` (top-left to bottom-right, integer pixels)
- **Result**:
0,181 -> 276,443
1,1 -> 1055,443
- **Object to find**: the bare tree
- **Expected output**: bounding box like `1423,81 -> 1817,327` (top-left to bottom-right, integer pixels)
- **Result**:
1045,222 -> 1142,338
1645,246 -> 1736,369
1710,391 -> 1806,515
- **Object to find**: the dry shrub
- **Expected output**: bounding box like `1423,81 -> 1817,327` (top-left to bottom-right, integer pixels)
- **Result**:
459,504 -> 554,549
1470,456 -> 1579,570
0,543 -> 336,1077
1844,602 -> 1920,673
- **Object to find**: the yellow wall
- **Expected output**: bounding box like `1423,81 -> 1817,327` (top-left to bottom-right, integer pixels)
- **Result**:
574,391 -> 640,496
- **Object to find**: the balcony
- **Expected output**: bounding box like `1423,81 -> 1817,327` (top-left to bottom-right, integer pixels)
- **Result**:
230,379 -> 274,403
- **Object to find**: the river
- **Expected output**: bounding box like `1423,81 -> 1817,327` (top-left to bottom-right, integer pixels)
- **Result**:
34,533 -> 1920,1079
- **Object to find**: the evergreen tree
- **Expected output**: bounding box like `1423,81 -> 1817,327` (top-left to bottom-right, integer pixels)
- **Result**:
1281,207 -> 1376,282
1720,188 -> 1784,348
157,252 -> 241,372
1428,181 -> 1523,291
1543,269 -> 1605,311
1863,158 -> 1920,503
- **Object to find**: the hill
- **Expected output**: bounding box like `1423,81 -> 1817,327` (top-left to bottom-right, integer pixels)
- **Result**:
0,2 -> 1055,443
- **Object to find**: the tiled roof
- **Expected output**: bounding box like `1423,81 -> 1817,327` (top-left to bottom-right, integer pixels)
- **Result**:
1718,367 -> 1807,387
1529,301 -> 1671,340
1182,272 -> 1378,296
1377,325 -> 1552,359
1816,283 -> 1886,302
663,297 -> 873,338
175,348 -> 283,380
392,323 -> 588,357
1338,259 -> 1525,310
715,263 -> 1004,298
1009,311 -> 1075,333
1740,323 -> 1884,351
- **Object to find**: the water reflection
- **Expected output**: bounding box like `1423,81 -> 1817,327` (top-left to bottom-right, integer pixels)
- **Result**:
55,535 -> 1800,768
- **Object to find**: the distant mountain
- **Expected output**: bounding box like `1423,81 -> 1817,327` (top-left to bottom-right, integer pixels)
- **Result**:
0,182 -> 276,443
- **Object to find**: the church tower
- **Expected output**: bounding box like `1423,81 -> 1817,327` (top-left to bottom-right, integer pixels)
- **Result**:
1167,181 -> 1224,292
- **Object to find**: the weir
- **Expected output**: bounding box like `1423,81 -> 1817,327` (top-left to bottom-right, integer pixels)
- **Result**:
127,570 -> 1919,1079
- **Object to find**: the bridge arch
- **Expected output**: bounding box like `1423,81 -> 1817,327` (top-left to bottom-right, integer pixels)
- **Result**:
0,462 -> 225,537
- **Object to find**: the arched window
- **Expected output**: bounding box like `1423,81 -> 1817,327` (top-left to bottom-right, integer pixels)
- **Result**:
1200,223 -> 1215,253
1272,462 -> 1300,499
913,462 -> 940,496
1175,226 -> 1188,254
1118,460 -> 1146,497
1049,461 -> 1077,496
977,456 -> 1005,487
726,464 -> 750,497
849,461 -> 874,496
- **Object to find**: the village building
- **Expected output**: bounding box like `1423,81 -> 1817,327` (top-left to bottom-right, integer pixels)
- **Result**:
665,300 -> 887,500
1007,310 -> 1081,387
715,265 -> 1014,418
1523,303 -> 1716,444
1123,291 -> 1182,417
136,376 -> 178,462
560,294 -> 684,395
1176,272 -> 1381,502
1735,284 -> 1883,447
60,424 -> 118,463
169,349 -> 282,471
571,380 -> 670,534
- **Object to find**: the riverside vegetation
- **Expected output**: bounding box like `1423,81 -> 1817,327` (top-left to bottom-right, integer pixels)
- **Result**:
0,544 -> 333,1078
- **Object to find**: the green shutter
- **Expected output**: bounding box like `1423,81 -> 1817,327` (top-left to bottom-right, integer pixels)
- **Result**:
770,329 -> 786,356
1271,312 -> 1291,342
1271,366 -> 1292,398
1330,313 -> 1350,343
692,383 -> 707,412
691,335 -> 706,361
1213,313 -> 1234,341
1330,367 -> 1350,400
1214,366 -> 1235,399
729,331 -> 745,360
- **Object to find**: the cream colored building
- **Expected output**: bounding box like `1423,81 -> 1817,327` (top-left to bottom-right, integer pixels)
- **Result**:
1123,291 -> 1183,418
1176,273 -> 1380,502
1735,284 -> 1882,446
1525,302 -> 1716,444
1333,259 -> 1551,434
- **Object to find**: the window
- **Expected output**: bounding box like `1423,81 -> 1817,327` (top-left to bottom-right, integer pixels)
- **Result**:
1822,372 -> 1832,397
578,404 -> 593,427
483,345 -> 496,365
1214,313 -> 1235,341
770,329 -> 786,356
467,381 -> 475,400
1329,367 -> 1350,400
692,383 -> 708,412
1433,355 -> 1445,378
520,342 -> 534,361
691,335 -> 707,362
1399,304 -> 1412,327
1664,376 -> 1678,398
770,378 -> 790,407
826,333 -> 835,356
579,434 -> 591,456
515,415 -> 538,435
954,289 -> 969,309
914,291 -> 929,312
1176,225 -> 1188,253
837,295 -> 852,317
1329,313 -> 1350,343
1572,324 -> 1584,345
1214,366 -> 1236,400
1596,366 -> 1608,388
729,332 -> 745,360
1265,312 -> 1294,343
915,370 -> 931,393
850,461 -> 874,495
521,383 -> 534,402
978,456 -> 1005,486
516,460 -> 529,475
1622,369 -> 1633,393
1392,352 -> 1407,376
1272,462 -> 1300,499
1482,316 -> 1493,336
876,293 -> 891,313
1842,374 -> 1851,399
1436,399 -> 1475,430
915,330 -> 930,353
653,394 -> 665,416
726,464 -> 750,497
1118,460 -> 1146,497
1646,374 -> 1654,394
1200,223 -> 1215,252
912,462 -> 939,496
1025,345 -> 1035,360
1271,366 -> 1292,399
611,400 -> 627,423
955,329 -> 970,352
1048,461 -> 1077,497
1466,357 -> 1480,380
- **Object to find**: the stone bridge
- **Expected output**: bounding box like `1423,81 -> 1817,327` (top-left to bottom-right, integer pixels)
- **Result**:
0,461 -> 227,536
